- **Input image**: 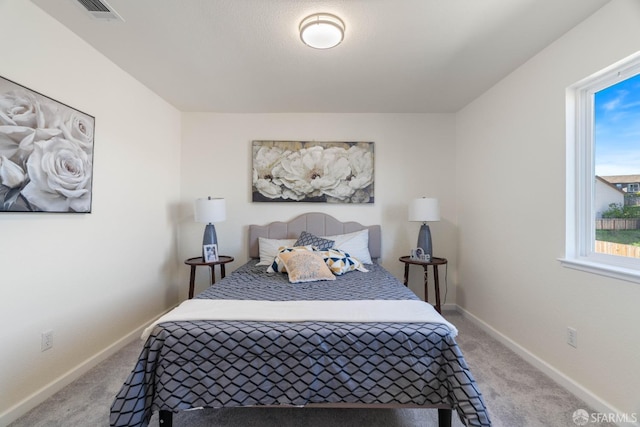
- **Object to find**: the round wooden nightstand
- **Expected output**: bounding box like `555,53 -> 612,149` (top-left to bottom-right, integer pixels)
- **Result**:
398,256 -> 447,313
184,256 -> 234,299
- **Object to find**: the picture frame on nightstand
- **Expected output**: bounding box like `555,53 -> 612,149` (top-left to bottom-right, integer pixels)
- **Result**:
203,243 -> 218,262
410,247 -> 430,262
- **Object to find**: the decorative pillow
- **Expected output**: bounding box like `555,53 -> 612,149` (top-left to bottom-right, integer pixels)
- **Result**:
278,250 -> 336,283
257,237 -> 297,266
266,245 -> 314,273
316,248 -> 369,275
323,229 -> 372,264
294,231 -> 335,250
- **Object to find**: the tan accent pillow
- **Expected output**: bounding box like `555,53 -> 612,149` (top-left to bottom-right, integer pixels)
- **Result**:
266,245 -> 314,273
278,250 -> 336,283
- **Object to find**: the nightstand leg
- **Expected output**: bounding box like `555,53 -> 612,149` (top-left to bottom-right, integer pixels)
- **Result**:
188,266 -> 196,299
423,266 -> 429,304
433,265 -> 441,313
220,264 -> 226,279
403,263 -> 410,287
210,265 -> 216,285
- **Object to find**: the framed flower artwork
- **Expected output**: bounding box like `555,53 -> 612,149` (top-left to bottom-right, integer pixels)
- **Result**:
252,140 -> 374,203
0,75 -> 95,213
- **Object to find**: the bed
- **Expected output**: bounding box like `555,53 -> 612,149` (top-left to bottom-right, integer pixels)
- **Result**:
110,212 -> 491,427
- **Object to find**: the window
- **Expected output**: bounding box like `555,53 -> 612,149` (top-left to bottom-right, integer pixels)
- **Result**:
563,52 -> 640,283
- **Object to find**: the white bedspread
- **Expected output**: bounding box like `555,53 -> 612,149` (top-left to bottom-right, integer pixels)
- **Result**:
142,299 -> 458,340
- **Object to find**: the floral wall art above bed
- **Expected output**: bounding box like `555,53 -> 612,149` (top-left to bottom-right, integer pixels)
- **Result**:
252,140 -> 374,203
0,76 -> 95,213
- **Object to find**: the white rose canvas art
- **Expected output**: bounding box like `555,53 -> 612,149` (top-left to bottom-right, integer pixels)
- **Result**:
0,76 -> 94,213
252,141 -> 374,203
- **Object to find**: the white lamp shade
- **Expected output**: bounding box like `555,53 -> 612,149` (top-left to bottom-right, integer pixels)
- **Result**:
194,198 -> 226,224
299,13 -> 345,49
408,198 -> 440,222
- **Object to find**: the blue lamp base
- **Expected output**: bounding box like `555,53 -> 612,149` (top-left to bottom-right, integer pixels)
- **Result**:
202,223 -> 218,259
417,223 -> 433,259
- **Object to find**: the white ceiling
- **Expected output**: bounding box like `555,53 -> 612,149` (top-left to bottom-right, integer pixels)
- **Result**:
31,0 -> 610,113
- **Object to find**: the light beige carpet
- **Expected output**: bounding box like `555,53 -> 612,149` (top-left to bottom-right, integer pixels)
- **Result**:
9,311 -> 614,427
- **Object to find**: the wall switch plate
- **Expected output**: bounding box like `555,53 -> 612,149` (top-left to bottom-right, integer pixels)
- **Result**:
567,327 -> 577,348
41,330 -> 53,352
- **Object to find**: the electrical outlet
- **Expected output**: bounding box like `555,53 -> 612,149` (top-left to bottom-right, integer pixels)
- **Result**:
41,330 -> 53,352
567,327 -> 577,348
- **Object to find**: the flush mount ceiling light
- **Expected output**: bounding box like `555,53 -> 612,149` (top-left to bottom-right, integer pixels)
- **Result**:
299,13 -> 345,49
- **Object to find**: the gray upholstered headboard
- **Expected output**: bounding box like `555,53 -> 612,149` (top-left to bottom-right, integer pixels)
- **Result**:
249,212 -> 381,260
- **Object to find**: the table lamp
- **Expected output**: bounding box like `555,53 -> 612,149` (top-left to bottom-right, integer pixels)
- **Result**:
194,197 -> 226,259
408,197 -> 440,259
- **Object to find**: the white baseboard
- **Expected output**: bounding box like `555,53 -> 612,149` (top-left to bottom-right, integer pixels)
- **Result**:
455,305 -> 639,427
441,302 -> 457,312
0,308 -> 174,427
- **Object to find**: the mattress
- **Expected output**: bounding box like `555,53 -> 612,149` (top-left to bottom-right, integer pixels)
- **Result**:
110,260 -> 491,427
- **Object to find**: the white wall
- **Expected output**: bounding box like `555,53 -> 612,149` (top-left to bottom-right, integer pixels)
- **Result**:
179,113 -> 458,301
0,2 -> 182,423
456,0 -> 640,419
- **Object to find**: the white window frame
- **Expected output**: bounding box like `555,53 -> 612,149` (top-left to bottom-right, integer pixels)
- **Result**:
562,51 -> 640,283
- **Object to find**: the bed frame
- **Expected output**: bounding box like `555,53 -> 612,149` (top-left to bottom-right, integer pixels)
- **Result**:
248,212 -> 382,259
157,213 -> 454,427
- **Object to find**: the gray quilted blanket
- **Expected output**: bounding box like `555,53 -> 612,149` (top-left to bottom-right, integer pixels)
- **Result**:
110,260 -> 491,426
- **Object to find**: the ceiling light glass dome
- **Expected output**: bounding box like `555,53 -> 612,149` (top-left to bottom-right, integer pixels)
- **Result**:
299,13 -> 345,49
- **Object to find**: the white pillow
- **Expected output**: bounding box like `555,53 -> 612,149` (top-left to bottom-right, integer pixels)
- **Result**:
323,229 -> 372,264
257,237 -> 297,265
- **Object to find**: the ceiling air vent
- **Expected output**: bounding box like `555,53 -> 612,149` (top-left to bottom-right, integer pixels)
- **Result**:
75,0 -> 124,21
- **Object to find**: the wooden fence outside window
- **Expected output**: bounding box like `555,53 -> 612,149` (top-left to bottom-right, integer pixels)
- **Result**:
595,218 -> 640,230
595,241 -> 640,258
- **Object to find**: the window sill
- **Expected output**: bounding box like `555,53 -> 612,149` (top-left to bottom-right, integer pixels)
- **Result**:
559,257 -> 640,284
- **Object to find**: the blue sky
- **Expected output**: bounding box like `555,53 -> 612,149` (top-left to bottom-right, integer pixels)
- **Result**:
594,73 -> 640,176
